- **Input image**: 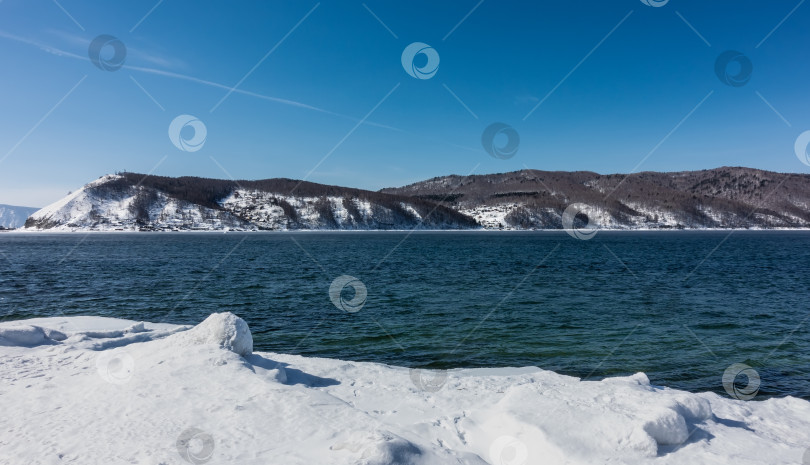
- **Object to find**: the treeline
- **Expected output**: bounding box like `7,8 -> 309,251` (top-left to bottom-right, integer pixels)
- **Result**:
104,173 -> 236,209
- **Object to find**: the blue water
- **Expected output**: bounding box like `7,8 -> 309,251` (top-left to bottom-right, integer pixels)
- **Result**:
1,231 -> 808,399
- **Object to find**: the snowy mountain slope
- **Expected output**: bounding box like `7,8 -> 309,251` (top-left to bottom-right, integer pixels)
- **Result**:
383,167 -> 810,230
24,175 -> 252,231
221,190 -> 445,230
22,173 -> 477,231
0,203 -> 39,229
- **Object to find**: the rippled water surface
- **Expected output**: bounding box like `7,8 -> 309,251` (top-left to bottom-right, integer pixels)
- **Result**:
1,231 -> 809,398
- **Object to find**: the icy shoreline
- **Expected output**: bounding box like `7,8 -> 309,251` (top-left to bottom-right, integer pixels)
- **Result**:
1,314 -> 809,464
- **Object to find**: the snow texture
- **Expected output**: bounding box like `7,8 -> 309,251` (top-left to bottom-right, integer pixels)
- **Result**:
1,314 -> 809,464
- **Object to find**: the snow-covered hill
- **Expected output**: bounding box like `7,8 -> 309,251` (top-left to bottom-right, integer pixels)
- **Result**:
22,174 -> 477,231
20,168 -> 810,232
24,175 -> 251,231
384,167 -> 810,230
0,203 -> 39,229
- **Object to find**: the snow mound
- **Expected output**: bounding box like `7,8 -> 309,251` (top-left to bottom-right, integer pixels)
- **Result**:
360,432 -> 424,465
170,312 -> 253,356
0,325 -> 66,347
331,431 -> 444,465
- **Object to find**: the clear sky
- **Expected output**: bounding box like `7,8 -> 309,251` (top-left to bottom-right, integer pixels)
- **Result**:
1,0 -> 808,207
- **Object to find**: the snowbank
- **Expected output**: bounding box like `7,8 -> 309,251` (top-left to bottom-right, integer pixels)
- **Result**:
0,313 -> 808,464
0,324 -> 65,347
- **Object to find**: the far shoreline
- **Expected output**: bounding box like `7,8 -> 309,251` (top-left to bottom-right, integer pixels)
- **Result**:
4,228 -> 810,234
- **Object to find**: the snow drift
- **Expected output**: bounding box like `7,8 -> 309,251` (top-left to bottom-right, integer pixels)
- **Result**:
0,324 -> 66,347
0,313 -> 808,464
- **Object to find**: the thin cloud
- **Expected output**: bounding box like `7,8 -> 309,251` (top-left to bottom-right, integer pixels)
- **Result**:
0,30 -> 85,60
46,29 -> 184,70
0,30 -> 401,131
0,30 -> 486,160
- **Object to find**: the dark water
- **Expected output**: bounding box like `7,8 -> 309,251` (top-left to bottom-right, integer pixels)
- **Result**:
1,231 -> 809,399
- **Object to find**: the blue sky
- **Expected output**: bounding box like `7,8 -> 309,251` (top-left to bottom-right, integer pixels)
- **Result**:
0,0 -> 808,207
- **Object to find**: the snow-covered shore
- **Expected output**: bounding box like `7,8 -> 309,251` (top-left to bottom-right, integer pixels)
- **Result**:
1,314 -> 808,464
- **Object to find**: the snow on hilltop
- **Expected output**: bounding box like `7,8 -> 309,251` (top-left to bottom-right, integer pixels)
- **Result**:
24,174 -> 252,232
22,173 -> 477,231
19,168 -> 810,231
1,313 -> 809,464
